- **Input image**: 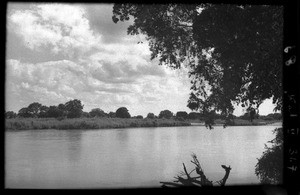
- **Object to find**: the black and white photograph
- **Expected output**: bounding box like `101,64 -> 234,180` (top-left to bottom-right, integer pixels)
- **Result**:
5,2 -> 287,190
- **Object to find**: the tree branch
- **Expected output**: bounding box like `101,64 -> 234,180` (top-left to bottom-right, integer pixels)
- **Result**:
160,154 -> 231,187
219,165 -> 232,186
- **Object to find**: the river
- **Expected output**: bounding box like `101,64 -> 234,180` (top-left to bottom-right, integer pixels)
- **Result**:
5,125 -> 281,189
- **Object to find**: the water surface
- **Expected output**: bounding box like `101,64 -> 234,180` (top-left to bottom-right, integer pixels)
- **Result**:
5,125 -> 280,189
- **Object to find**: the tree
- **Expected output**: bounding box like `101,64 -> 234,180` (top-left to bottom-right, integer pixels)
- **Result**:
38,105 -> 49,118
81,111 -> 90,118
46,106 -> 64,118
89,108 -> 106,118
108,111 -> 116,118
239,108 -> 258,122
64,99 -> 84,118
27,102 -> 43,118
176,111 -> 188,119
112,4 -> 283,121
115,107 -> 131,118
188,112 -> 202,120
17,107 -> 32,118
5,111 -> 17,119
272,113 -> 282,120
57,103 -> 67,117
146,112 -> 155,119
159,110 -> 173,119
204,111 -> 216,129
136,115 -> 143,119
249,108 -> 256,122
112,4 -> 283,185
266,113 -> 282,120
255,128 -> 283,184
58,103 -> 66,110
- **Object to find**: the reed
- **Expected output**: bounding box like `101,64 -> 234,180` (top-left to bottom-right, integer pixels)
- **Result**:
5,117 -> 191,130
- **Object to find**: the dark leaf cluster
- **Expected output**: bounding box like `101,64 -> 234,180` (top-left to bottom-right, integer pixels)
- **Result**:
113,4 -> 283,127
255,128 -> 283,184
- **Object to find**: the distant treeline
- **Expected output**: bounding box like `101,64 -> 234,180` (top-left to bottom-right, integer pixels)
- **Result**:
5,99 -> 282,121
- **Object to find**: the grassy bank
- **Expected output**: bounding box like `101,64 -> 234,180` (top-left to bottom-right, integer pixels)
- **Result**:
190,118 -> 281,126
214,118 -> 281,126
5,117 -> 191,130
5,117 -> 281,131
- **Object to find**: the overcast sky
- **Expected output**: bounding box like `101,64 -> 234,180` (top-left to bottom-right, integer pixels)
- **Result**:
5,3 -> 276,117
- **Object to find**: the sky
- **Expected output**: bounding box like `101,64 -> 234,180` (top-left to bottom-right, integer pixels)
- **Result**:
5,3 -> 277,117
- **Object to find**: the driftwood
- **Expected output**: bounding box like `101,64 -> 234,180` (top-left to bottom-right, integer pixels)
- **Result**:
160,154 -> 231,187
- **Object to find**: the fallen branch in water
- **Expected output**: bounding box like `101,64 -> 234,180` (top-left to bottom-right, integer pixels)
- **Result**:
160,154 -> 231,187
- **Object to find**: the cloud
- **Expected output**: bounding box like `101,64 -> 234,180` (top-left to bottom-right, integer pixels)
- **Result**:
88,59 -> 166,84
6,3 -> 193,116
6,58 -> 191,115
6,59 -> 85,102
84,4 -> 135,44
8,3 -> 101,59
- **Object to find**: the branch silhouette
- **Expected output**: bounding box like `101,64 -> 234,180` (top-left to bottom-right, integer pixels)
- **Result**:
160,154 -> 231,187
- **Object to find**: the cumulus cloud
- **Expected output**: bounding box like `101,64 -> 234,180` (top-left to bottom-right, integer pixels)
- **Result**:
6,3 -> 192,115
6,58 -> 191,115
8,3 -> 101,58
84,4 -> 136,44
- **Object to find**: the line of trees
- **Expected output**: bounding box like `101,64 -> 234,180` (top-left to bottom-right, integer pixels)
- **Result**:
5,99 -> 281,121
6,99 -> 84,119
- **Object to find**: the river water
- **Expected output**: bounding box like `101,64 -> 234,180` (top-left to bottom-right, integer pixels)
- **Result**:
5,125 -> 281,189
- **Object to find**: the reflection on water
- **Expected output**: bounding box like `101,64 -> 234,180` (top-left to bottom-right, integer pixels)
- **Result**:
5,125 -> 280,189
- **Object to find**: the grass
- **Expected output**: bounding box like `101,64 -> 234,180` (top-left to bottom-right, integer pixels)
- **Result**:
5,117 -> 191,130
215,118 -> 281,126
189,118 -> 281,127
5,117 -> 281,131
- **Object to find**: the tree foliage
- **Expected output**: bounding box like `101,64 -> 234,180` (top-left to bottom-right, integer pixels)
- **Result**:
260,113 -> 282,121
159,110 -> 173,119
108,111 -> 116,118
81,111 -> 90,118
46,106 -> 64,118
5,111 -> 17,119
112,4 -> 283,119
89,108 -> 107,118
18,107 -> 33,118
64,99 -> 84,118
116,107 -> 131,118
176,111 -> 188,119
38,105 -> 50,118
17,103 -> 50,118
239,107 -> 258,122
146,112 -> 155,119
25,102 -> 45,118
255,128 -> 283,184
113,3 -> 283,185
135,115 -> 143,119
188,112 -> 202,120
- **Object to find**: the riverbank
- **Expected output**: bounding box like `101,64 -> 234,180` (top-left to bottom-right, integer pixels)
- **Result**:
190,118 -> 281,126
5,117 -> 281,130
5,117 -> 191,130
225,118 -> 281,126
